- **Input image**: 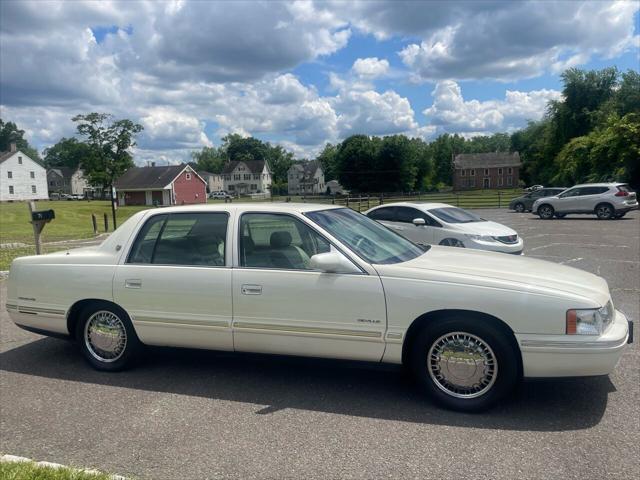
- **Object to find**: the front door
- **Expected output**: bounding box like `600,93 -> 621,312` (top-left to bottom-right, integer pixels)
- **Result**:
232,212 -> 387,361
483,178 -> 490,189
113,212 -> 233,350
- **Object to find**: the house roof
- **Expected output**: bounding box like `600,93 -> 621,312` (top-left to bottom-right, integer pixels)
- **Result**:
114,164 -> 197,189
48,167 -> 74,179
290,160 -> 321,181
222,160 -> 269,175
0,149 -> 44,167
197,170 -> 220,178
453,152 -> 521,169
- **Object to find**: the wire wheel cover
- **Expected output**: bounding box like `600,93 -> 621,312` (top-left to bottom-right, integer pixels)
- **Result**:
428,332 -> 498,398
84,310 -> 127,362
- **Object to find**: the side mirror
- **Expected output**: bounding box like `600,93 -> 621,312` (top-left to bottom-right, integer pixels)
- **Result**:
310,252 -> 359,274
412,218 -> 426,226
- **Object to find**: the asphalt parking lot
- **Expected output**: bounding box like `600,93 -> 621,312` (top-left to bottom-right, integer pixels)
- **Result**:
1,209 -> 638,480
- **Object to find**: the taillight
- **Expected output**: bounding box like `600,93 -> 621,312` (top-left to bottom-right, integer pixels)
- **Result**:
615,190 -> 629,197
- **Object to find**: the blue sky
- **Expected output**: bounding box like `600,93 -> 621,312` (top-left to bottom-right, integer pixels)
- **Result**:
1,1 -> 638,164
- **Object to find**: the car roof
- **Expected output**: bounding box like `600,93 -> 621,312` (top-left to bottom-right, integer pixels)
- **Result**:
147,202 -> 343,215
571,183 -> 625,188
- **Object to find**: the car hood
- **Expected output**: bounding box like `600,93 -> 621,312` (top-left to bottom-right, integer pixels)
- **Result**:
375,247 -> 609,306
447,221 -> 518,237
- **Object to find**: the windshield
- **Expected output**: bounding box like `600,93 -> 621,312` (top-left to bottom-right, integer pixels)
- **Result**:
306,208 -> 424,265
429,207 -> 485,224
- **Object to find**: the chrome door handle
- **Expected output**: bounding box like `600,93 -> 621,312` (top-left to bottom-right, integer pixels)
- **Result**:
125,279 -> 142,289
241,284 -> 262,295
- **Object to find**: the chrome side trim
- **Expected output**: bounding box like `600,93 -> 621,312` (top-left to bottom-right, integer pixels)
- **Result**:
6,303 -> 18,311
134,316 -> 229,328
386,332 -> 403,341
233,321 -> 382,338
18,306 -> 66,316
520,337 -> 628,349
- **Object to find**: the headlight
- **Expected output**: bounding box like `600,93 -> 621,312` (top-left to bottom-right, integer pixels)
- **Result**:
566,301 -> 614,335
466,234 -> 494,242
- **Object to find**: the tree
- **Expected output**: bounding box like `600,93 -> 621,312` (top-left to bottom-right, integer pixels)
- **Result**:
43,137 -> 92,169
377,135 -> 419,191
72,113 -> 143,228
0,118 -> 41,161
613,70 -> 640,117
191,146 -> 226,173
336,135 -> 381,192
265,144 -> 294,194
222,134 -> 268,162
315,143 -> 338,181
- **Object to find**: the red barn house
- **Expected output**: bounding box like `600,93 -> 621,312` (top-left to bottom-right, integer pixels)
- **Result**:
114,164 -> 207,206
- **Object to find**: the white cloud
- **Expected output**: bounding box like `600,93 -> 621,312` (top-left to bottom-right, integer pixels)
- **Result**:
424,80 -> 561,135
352,57 -> 390,78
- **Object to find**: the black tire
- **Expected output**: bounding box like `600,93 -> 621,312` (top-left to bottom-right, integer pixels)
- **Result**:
76,301 -> 142,371
537,204 -> 554,219
554,213 -> 566,219
410,316 -> 519,412
595,203 -> 614,220
514,202 -> 525,213
439,238 -> 465,248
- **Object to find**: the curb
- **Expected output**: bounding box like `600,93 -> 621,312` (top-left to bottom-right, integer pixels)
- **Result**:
1,454 -> 126,479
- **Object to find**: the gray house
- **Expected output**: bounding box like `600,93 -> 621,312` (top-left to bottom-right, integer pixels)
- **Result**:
287,161 -> 325,195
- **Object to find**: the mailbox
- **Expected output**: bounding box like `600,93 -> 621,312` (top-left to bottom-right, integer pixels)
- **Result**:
31,209 -> 55,222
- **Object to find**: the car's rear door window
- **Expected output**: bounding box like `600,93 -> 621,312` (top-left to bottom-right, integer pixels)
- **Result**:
367,207 -> 396,221
128,213 -> 228,267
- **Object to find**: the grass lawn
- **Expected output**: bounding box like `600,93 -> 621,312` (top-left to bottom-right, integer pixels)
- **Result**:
0,459 -> 118,480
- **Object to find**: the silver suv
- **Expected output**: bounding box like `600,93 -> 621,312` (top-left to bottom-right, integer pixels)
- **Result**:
533,183 -> 638,220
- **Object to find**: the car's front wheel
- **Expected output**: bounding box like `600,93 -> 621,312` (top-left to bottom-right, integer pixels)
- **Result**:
76,302 -> 141,371
439,238 -> 465,248
537,204 -> 554,219
410,317 -> 519,412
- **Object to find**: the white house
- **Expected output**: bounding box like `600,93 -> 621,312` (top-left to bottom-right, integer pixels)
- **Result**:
0,143 -> 48,201
198,170 -> 225,193
47,167 -> 94,196
287,160 -> 325,195
221,160 -> 272,196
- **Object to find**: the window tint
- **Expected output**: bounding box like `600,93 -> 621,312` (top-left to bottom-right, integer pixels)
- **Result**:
560,188 -> 581,198
396,207 -> 425,223
307,208 -> 424,265
429,207 -> 485,224
128,213 -> 227,266
240,213 -> 331,270
367,207 -> 395,221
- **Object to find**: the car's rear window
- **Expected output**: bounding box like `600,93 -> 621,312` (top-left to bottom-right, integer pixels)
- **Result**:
618,185 -> 631,193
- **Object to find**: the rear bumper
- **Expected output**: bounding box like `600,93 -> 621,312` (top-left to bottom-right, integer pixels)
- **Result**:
6,303 -> 69,336
517,310 -> 631,378
615,202 -> 638,213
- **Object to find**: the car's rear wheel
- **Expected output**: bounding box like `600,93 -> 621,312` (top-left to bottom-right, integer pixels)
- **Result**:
595,203 -> 614,220
514,202 -> 525,213
76,302 -> 141,371
410,317 -> 519,412
537,204 -> 554,219
439,238 -> 465,248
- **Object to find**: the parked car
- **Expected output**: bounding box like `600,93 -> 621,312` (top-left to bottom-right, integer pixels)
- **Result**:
509,187 -> 566,213
209,191 -> 233,200
525,185 -> 544,192
65,194 -> 83,201
365,202 -> 523,254
6,204 -> 632,411
533,183 -> 638,220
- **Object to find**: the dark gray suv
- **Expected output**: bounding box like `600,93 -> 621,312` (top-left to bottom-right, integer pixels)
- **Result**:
509,188 -> 566,213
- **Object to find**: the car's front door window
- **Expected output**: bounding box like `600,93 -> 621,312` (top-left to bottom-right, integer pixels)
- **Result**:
239,213 -> 331,270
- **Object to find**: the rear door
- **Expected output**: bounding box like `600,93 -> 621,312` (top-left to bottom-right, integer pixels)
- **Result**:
113,211 -> 234,350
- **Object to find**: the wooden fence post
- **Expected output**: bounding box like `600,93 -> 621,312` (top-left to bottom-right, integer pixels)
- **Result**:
379,193 -> 384,205
498,191 -> 502,208
91,214 -> 98,235
346,196 -> 350,208
103,213 -> 109,232
28,202 -> 43,255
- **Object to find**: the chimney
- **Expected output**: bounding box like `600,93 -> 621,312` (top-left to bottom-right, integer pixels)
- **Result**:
151,161 -> 156,167
10,142 -> 17,152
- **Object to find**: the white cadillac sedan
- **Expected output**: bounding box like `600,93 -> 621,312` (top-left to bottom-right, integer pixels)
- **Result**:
365,202 -> 523,254
6,204 -> 632,412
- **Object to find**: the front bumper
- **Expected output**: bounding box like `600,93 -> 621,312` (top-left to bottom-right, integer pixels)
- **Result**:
517,310 -> 631,378
465,237 -> 524,254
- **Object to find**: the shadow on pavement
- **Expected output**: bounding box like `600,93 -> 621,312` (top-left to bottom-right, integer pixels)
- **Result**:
1,337 -> 614,432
